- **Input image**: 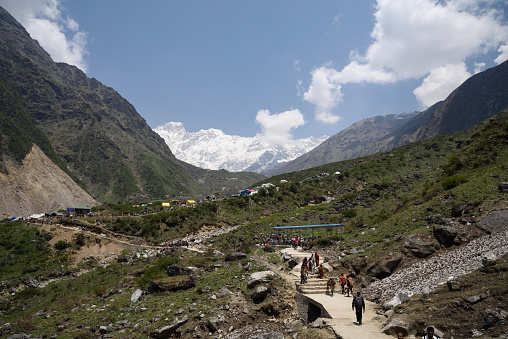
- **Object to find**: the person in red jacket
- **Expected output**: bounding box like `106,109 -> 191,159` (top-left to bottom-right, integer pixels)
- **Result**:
314,252 -> 320,266
339,273 -> 347,295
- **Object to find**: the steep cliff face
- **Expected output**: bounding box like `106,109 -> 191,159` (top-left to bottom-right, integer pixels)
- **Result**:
0,6 -> 261,203
0,145 -> 97,219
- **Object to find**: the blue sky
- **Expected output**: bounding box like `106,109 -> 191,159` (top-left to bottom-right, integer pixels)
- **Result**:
2,0 -> 508,141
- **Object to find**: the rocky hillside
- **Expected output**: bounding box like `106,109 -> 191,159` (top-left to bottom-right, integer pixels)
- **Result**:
266,112 -> 416,175
0,145 -> 97,219
0,6 -> 262,203
272,60 -> 508,175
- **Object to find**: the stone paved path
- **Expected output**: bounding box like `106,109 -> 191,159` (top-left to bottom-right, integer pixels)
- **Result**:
280,247 -> 393,339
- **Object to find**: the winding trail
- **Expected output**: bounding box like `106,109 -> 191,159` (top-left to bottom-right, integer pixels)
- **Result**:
279,247 -> 392,339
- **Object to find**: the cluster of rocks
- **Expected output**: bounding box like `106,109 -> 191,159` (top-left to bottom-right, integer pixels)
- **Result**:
365,230 -> 508,307
163,225 -> 240,248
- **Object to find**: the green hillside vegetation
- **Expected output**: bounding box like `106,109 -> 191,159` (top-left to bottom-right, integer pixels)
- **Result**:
0,81 -> 68,175
68,109 -> 507,258
0,221 -> 71,285
0,110 -> 506,338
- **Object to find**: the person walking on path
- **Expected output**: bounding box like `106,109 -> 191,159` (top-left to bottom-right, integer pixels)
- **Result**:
339,273 -> 347,295
352,291 -> 365,325
318,264 -> 324,279
300,264 -> 307,284
326,277 -> 336,296
346,275 -> 353,297
315,251 -> 320,266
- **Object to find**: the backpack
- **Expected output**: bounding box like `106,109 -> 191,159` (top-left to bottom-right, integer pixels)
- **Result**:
347,278 -> 353,288
353,296 -> 363,309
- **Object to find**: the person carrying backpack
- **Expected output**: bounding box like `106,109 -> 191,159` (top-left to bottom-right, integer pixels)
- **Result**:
346,275 -> 353,297
339,273 -> 347,294
352,291 -> 365,325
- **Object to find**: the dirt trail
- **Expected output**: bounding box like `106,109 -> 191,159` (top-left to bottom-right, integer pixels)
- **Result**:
279,247 -> 392,339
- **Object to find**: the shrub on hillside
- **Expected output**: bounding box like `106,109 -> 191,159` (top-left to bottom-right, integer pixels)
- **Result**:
441,175 -> 467,190
443,154 -> 463,176
342,209 -> 357,218
54,240 -> 70,250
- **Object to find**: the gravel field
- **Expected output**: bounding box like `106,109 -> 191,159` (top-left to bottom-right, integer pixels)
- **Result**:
365,230 -> 508,305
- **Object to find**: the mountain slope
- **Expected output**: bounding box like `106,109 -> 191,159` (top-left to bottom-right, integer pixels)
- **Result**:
271,60 -> 508,175
0,145 -> 97,219
154,122 -> 327,173
389,60 -> 508,146
267,112 -> 416,175
0,6 -> 262,202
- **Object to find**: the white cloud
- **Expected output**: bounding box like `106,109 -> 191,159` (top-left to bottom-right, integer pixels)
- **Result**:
255,109 -> 305,145
305,0 -> 508,114
303,67 -> 342,123
0,0 -> 88,72
413,63 -> 471,106
495,44 -> 508,64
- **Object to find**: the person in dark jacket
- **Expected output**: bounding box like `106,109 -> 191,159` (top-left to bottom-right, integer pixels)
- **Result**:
352,291 -> 365,325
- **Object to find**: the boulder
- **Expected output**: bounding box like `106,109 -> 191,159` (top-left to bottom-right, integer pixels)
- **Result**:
225,252 -> 247,261
383,292 -> 409,309
498,182 -> 508,193
216,287 -> 233,298
150,316 -> 188,338
251,286 -> 269,304
321,262 -> 333,273
282,254 -> 291,262
381,316 -> 411,336
259,303 -> 279,317
148,277 -> 195,293
165,265 -> 186,276
477,210 -> 508,234
130,289 -> 143,303
21,277 -> 39,288
366,256 -> 402,279
287,259 -> 298,270
464,293 -> 488,304
206,316 -> 223,332
482,252 -> 497,267
99,325 -> 113,334
482,308 -> 507,329
310,318 -> 325,328
433,225 -> 458,247
247,271 -> 275,289
404,236 -> 436,258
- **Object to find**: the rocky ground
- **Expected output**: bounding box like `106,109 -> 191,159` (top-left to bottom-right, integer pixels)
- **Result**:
365,229 -> 508,306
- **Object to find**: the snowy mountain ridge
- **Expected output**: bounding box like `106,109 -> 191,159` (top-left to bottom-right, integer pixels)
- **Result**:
154,122 -> 327,173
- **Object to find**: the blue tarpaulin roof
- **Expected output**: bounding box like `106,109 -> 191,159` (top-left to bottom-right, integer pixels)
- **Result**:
271,224 -> 343,230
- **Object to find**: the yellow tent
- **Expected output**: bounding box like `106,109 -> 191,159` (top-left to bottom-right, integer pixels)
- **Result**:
186,200 -> 196,205
161,202 -> 170,207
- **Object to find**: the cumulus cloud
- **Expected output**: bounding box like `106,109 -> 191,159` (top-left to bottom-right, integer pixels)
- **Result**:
303,67 -> 342,123
304,0 -> 508,117
495,44 -> 508,64
0,0 -> 88,71
255,109 -> 305,145
413,63 -> 471,106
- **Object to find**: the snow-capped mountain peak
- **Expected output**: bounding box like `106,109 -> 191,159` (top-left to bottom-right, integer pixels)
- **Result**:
154,122 -> 327,173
